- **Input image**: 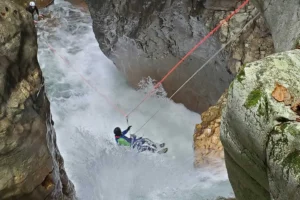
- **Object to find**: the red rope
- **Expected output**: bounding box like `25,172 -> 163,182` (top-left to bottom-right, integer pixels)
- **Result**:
47,0 -> 249,120
47,43 -> 127,117
125,0 -> 250,117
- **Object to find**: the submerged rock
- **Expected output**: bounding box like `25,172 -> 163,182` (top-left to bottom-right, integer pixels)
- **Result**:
0,0 -> 76,199
221,50 -> 300,200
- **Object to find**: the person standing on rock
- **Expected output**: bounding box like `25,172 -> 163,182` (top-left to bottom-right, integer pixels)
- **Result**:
26,1 -> 42,20
113,126 -> 167,154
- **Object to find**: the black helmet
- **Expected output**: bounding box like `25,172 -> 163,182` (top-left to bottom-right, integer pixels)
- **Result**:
114,127 -> 121,136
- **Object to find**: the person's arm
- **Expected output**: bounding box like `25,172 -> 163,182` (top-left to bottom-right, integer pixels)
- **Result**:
35,6 -> 39,15
122,126 -> 132,136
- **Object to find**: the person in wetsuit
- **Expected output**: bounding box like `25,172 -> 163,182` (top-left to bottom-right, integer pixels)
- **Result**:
113,126 -> 165,153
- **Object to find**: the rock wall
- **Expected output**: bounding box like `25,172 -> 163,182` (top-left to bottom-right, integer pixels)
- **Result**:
0,1 -> 76,199
14,0 -> 54,8
220,50 -> 300,200
193,0 -> 274,166
84,0 -> 275,113
251,0 -> 300,52
200,0 -> 274,74
193,91 -> 227,166
84,0 -> 234,113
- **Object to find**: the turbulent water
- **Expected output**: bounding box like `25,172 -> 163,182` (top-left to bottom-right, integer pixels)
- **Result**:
37,1 -> 233,199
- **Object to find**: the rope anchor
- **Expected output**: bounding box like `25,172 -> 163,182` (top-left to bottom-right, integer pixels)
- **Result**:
126,116 -> 129,125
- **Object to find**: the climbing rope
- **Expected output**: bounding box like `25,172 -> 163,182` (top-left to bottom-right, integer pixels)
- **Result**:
125,0 -> 250,119
46,0 -> 250,127
133,12 -> 261,135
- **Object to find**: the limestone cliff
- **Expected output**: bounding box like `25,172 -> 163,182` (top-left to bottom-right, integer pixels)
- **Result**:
251,0 -> 300,52
84,0 -> 275,114
84,0 -> 234,113
0,1 -> 76,199
200,1 -> 274,74
193,0 -> 274,165
221,50 -> 300,200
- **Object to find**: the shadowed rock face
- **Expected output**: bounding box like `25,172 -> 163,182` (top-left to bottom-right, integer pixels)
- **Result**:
0,1 -> 76,199
84,0 -> 234,113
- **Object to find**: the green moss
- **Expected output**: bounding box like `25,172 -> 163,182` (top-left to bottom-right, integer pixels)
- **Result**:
280,123 -> 289,132
286,125 -> 300,136
282,151 -> 300,174
229,81 -> 234,90
258,104 -> 264,117
257,96 -> 269,120
236,65 -> 246,83
278,123 -> 300,136
244,89 -> 262,109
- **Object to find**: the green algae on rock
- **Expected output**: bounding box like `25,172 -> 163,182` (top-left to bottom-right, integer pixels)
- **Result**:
221,49 -> 300,200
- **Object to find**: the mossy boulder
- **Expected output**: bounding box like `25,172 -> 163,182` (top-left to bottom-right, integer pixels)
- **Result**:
220,50 -> 300,200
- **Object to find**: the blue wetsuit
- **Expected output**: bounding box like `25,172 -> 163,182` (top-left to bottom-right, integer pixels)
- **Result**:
115,128 -> 157,152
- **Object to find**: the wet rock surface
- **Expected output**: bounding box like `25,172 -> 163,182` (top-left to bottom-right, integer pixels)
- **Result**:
0,1 -> 76,199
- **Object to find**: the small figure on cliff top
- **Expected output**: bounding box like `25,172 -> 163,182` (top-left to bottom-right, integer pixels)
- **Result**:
26,1 -> 44,22
113,126 -> 168,154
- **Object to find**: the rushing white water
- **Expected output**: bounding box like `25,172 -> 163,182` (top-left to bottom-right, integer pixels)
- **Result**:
36,1 -> 233,199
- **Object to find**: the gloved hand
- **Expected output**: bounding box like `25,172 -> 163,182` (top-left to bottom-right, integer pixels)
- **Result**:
127,125 -> 132,131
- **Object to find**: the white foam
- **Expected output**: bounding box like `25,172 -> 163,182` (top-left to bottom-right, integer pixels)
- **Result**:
37,1 -> 233,199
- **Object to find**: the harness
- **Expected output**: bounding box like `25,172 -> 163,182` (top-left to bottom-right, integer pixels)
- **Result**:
115,135 -> 131,146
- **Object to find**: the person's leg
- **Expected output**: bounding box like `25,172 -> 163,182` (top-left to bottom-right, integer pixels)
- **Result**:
142,138 -> 157,148
131,137 -> 144,150
142,138 -> 165,148
138,145 -> 155,153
